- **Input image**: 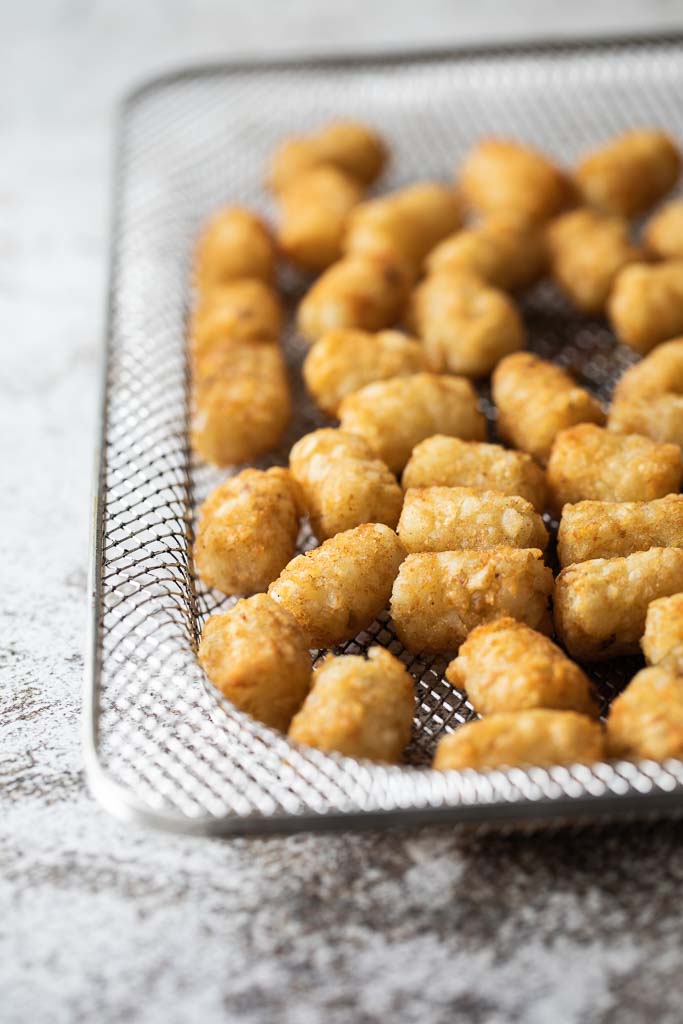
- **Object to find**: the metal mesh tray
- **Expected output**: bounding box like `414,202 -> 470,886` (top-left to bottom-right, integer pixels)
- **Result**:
85,36 -> 683,835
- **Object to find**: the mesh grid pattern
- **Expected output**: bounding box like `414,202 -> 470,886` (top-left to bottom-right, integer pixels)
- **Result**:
88,39 -> 683,833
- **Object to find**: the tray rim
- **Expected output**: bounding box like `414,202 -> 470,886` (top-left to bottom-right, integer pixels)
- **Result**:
85,32 -> 683,837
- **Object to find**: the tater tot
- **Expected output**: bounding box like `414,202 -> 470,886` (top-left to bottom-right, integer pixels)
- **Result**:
397,487 -> 548,553
302,328 -> 430,417
194,206 -> 275,289
297,254 -> 411,343
575,129 -> 681,218
402,436 -> 547,512
554,547 -> 683,661
644,199 -> 683,260
269,120 -> 386,192
390,547 -> 553,653
339,372 -> 486,474
609,337 -> 683,446
606,667 -> 683,761
194,468 -> 301,595
268,523 -> 406,648
492,353 -> 605,465
446,618 -> 597,717
641,594 -> 683,674
425,216 -> 548,293
277,165 -> 362,272
288,647 -> 414,762
198,594 -> 311,732
547,208 -> 642,314
289,429 -> 403,540
547,424 -> 682,512
409,270 -> 526,377
608,261 -> 683,355
557,495 -> 683,567
433,711 -> 604,772
190,279 -> 282,364
191,343 -> 290,467
460,138 -> 573,225
612,337 -> 683,404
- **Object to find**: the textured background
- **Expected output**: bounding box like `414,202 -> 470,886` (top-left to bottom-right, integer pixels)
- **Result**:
4,3 -> 683,1022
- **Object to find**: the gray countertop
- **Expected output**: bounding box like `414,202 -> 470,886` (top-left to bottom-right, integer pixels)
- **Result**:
4,3 -> 683,1022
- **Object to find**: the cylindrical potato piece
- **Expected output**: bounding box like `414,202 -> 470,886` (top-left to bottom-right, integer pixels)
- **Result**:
397,486 -> 548,553
425,216 -> 547,293
644,199 -> 683,260
612,337 -> 683,403
302,328 -> 430,417
492,353 -> 605,465
609,337 -> 683,446
409,270 -> 525,377
575,129 -> 681,218
402,436 -> 547,512
557,494 -> 683,567
268,523 -> 406,649
608,261 -> 683,355
289,429 -> 403,541
554,547 -> 683,661
547,208 -> 642,314
606,668 -> 683,761
194,207 -> 275,289
269,120 -> 386,192
547,424 -> 682,512
191,343 -> 290,467
277,166 -> 362,272
198,594 -> 311,732
446,618 -> 597,717
194,468 -> 301,595
390,547 -> 553,653
339,372 -> 486,474
641,594 -> 683,675
288,647 -> 414,763
459,138 -> 573,224
190,279 -> 283,365
297,254 -> 411,343
433,711 -> 604,772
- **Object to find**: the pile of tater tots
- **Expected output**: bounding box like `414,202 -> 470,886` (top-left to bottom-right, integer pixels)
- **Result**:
190,120 -> 683,775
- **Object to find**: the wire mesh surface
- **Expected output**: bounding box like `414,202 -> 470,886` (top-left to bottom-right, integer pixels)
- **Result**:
86,37 -> 683,835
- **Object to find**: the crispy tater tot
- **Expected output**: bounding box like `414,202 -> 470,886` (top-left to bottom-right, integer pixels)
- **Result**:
409,269 -> 526,377
554,547 -> 683,661
460,138 -> 573,225
390,547 -> 553,653
268,523 -> 406,648
401,436 -> 547,512
198,594 -> 311,732
289,429 -> 402,540
190,279 -> 282,365
433,711 -> 604,772
557,495 -> 683,567
606,667 -> 683,761
612,337 -> 683,404
547,424 -> 682,512
269,120 -> 386,192
194,206 -> 276,289
191,343 -> 290,467
575,129 -> 681,218
641,594 -> 683,674
344,182 -> 464,274
288,647 -> 414,762
446,618 -> 598,717
397,487 -> 548,553
277,165 -> 362,272
302,328 -> 429,417
425,215 -> 547,293
547,208 -> 642,314
194,468 -> 301,595
297,254 -> 411,343
492,353 -> 605,465
609,337 -> 683,446
644,199 -> 683,260
608,261 -> 683,355
339,372 -> 486,474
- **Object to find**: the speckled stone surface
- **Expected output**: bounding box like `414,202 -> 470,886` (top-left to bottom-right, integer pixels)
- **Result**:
4,4 -> 683,1022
